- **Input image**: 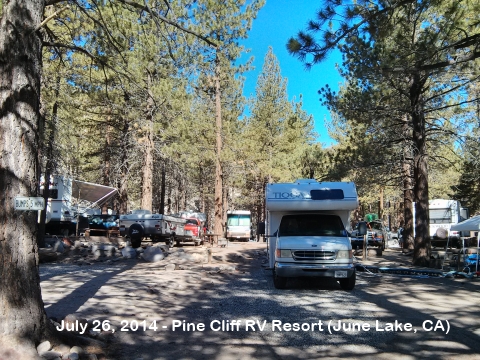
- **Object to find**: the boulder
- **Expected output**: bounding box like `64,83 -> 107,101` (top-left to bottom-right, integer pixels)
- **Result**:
53,240 -> 65,253
122,246 -> 137,259
37,341 -> 51,355
142,246 -> 165,262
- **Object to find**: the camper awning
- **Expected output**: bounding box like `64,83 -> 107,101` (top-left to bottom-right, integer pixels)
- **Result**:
71,180 -> 118,211
450,215 -> 480,232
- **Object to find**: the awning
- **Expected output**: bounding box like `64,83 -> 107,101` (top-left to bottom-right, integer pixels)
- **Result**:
71,180 -> 118,212
450,215 -> 480,232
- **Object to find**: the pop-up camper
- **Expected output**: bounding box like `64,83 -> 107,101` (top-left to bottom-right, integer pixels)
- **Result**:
262,179 -> 359,290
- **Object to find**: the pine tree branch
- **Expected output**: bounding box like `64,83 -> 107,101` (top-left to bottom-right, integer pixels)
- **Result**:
117,0 -> 217,48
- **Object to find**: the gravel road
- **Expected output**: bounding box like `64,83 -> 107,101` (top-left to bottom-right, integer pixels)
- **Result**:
40,242 -> 480,360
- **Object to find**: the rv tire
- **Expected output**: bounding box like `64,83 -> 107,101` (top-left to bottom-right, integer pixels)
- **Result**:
273,269 -> 287,289
339,271 -> 356,290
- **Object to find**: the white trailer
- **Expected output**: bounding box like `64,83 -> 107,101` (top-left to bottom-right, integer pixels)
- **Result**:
40,175 -> 118,236
226,210 -> 252,241
119,210 -> 191,248
263,179 -> 359,290
429,199 -> 469,244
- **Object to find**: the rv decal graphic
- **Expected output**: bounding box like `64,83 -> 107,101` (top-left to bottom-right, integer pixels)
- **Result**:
270,192 -> 311,199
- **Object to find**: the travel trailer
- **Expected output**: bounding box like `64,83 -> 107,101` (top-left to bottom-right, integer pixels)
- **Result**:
429,199 -> 469,241
261,179 -> 359,290
40,175 -> 117,236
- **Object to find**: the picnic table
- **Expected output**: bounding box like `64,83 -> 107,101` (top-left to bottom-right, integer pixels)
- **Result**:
203,234 -> 228,247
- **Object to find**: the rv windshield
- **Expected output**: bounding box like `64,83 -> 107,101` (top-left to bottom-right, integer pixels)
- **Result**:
227,215 -> 251,226
279,214 -> 347,237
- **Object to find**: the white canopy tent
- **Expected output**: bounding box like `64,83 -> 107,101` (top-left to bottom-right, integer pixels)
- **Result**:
450,215 -> 480,232
450,216 -> 480,272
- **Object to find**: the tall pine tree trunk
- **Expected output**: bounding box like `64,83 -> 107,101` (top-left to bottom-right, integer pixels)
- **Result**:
118,117 -> 130,215
214,54 -> 224,237
410,73 -> 431,266
0,0 -> 52,357
141,72 -> 154,211
402,114 -> 414,251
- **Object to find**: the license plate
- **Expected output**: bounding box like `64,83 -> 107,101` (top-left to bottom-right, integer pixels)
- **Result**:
335,271 -> 347,278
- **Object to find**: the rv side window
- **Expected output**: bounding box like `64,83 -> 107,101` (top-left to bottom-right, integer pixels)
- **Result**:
279,214 -> 347,237
310,189 -> 344,200
42,188 -> 58,199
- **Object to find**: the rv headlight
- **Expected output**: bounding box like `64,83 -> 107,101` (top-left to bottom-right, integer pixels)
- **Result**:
276,249 -> 292,258
337,250 -> 352,259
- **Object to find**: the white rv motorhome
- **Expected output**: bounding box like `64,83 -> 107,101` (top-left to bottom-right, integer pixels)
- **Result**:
264,179 -> 359,290
119,210 -> 191,248
226,210 -> 252,241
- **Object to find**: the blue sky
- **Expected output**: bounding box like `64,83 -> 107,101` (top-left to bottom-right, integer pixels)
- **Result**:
240,0 -> 344,147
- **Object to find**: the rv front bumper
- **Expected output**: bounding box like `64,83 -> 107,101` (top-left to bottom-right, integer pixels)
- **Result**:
274,262 -> 355,278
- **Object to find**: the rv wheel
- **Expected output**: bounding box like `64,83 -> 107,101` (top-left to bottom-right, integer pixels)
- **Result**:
339,271 -> 356,291
167,237 -> 174,248
273,269 -> 287,289
128,224 -> 143,248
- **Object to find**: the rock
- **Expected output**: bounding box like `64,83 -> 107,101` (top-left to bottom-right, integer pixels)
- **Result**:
104,245 -> 116,257
52,344 -> 70,356
53,240 -> 65,253
122,246 -> 137,259
165,263 -> 177,271
91,244 -> 103,256
159,245 -> 170,253
39,249 -> 58,263
142,246 -> 165,262
40,350 -> 62,360
69,346 -> 84,356
65,353 -> 79,360
37,340 -> 51,354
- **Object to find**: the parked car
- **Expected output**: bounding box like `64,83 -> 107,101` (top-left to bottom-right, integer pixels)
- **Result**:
350,220 -> 389,250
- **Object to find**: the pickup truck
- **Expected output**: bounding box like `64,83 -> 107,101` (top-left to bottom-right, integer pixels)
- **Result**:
119,210 -> 190,248
183,218 -> 203,245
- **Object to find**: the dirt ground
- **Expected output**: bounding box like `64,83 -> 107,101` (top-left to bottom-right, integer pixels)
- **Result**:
39,240 -> 480,360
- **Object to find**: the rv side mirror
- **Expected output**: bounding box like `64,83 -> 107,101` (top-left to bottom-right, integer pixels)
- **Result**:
257,222 -> 265,236
357,222 -> 368,236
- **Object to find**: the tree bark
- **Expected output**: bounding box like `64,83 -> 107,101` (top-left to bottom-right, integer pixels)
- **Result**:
410,73 -> 431,266
0,0 -> 51,357
402,114 -> 414,251
117,116 -> 130,214
141,72 -> 155,212
214,53 -> 224,237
